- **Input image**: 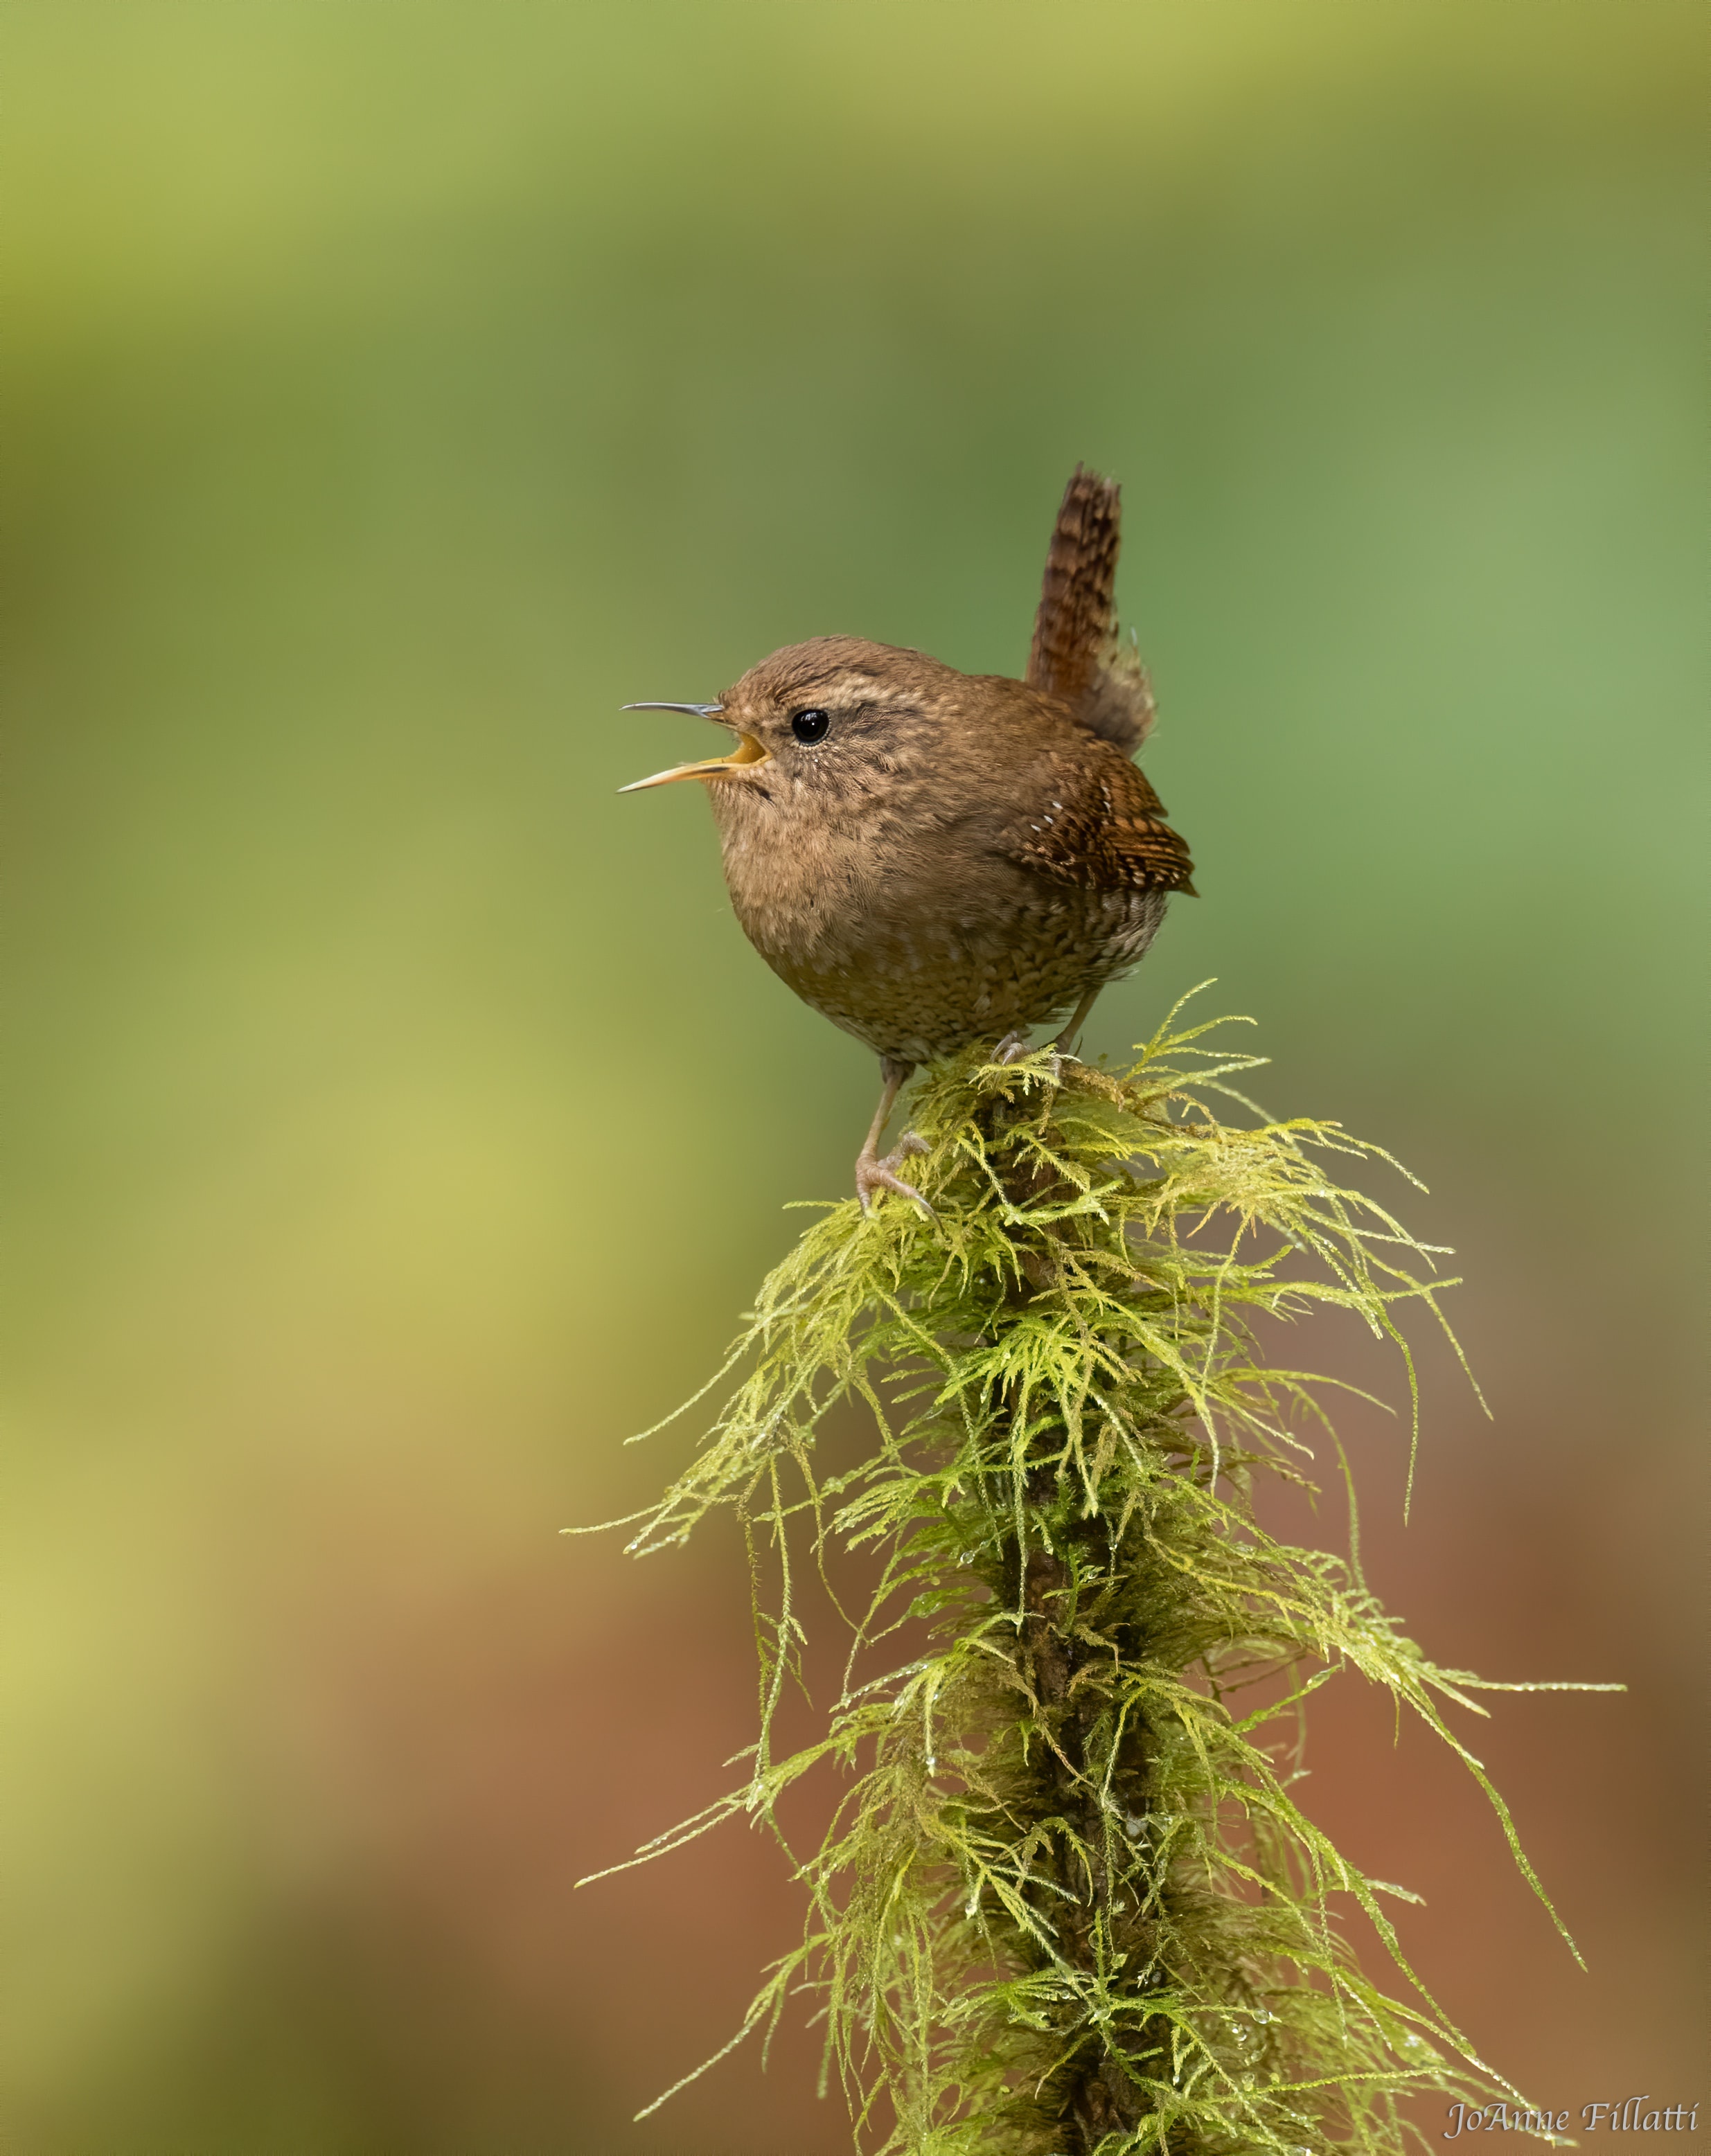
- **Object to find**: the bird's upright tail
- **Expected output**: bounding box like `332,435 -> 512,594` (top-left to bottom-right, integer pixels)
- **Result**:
1026,464 -> 1157,755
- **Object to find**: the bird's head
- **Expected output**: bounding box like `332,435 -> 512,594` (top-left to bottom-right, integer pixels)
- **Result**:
621,636 -> 982,821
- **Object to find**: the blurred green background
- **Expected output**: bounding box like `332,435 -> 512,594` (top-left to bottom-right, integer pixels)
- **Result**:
0,3 -> 1701,2149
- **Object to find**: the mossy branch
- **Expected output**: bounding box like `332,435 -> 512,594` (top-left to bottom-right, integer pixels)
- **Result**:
575,994 -> 1617,2154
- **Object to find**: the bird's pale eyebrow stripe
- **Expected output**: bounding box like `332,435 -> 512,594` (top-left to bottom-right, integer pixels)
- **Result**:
780,667 -> 888,697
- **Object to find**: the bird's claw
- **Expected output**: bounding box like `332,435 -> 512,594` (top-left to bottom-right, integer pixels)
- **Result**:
856,1132 -> 934,1219
994,1033 -> 1063,1083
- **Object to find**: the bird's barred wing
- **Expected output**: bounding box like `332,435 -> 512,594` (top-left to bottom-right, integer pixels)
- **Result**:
1000,749 -> 1196,895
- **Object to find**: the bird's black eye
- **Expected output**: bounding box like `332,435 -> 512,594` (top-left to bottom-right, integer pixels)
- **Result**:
790,707 -> 831,744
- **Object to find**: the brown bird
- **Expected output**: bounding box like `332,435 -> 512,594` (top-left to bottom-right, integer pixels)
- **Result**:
622,466 -> 1195,1215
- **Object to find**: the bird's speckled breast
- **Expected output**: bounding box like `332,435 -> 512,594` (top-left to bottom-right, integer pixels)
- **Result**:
716,801 -> 1167,1063
761,889 -> 1168,1064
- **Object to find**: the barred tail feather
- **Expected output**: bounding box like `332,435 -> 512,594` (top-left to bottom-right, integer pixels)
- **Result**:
1027,465 -> 1157,755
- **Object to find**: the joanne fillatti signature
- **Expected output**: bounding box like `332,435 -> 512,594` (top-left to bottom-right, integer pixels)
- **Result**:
1445,2097 -> 1700,2137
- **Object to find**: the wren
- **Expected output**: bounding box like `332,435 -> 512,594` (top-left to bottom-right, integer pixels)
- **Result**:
621,467 -> 1195,1215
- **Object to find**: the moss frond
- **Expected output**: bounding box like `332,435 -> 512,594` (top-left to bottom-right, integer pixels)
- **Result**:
578,1001 -> 1616,2154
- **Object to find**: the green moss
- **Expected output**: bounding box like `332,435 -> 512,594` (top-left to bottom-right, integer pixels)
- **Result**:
578,994 -> 1615,2153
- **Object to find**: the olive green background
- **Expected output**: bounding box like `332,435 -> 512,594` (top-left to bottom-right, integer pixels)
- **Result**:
1,4 -> 1701,2149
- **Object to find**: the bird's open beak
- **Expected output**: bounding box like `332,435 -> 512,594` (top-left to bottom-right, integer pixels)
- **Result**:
618,704 -> 771,792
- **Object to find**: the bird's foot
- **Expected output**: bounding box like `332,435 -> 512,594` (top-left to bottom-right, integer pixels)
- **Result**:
856,1132 -> 932,1218
994,1031 -> 1063,1082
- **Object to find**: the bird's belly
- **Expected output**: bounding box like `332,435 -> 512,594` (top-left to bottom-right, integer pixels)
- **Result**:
736,877 -> 1169,1066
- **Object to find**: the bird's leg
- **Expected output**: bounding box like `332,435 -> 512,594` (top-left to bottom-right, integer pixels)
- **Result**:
855,1056 -> 932,1218
1052,985 -> 1102,1058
